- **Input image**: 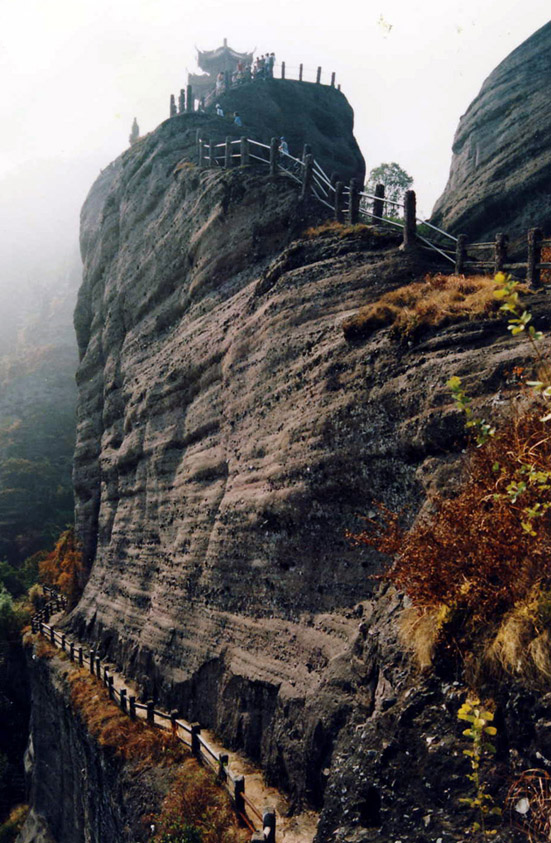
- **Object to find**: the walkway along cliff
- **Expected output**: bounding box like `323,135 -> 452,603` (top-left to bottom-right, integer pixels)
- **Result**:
21,69 -> 551,843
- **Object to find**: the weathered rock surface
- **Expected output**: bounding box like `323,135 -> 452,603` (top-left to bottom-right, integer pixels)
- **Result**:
214,78 -> 365,184
432,22 -> 551,242
68,103 -> 551,841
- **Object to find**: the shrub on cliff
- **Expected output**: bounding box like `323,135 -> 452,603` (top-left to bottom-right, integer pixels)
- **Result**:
154,761 -> 245,843
349,273 -> 551,684
39,527 -> 83,608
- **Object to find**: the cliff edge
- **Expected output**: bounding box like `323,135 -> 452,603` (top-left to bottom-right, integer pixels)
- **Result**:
432,22 -> 551,241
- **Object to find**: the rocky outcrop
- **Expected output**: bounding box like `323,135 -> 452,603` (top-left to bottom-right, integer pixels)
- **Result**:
432,22 -> 551,242
68,101 -> 551,840
214,78 -> 365,184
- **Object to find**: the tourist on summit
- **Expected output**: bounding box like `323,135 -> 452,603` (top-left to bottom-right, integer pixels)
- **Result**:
216,71 -> 224,93
215,103 -> 224,117
234,112 -> 242,127
267,53 -> 275,78
279,136 -> 289,156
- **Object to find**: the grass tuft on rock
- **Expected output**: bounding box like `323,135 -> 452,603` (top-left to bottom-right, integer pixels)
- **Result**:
342,273 -> 512,340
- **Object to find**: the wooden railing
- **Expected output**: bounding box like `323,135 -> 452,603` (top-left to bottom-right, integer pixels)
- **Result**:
453,230 -> 551,283
30,592 -> 276,842
193,132 -> 457,263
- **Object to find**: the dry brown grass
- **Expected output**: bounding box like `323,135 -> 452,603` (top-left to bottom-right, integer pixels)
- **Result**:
304,220 -> 374,239
154,761 -> 247,843
399,606 -> 452,670
343,273 -> 512,340
67,667 -> 186,765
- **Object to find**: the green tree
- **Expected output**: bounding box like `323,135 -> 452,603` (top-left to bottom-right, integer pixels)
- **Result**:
366,162 -> 413,209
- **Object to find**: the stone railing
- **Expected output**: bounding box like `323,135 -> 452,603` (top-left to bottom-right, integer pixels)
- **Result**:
30,594 -> 276,843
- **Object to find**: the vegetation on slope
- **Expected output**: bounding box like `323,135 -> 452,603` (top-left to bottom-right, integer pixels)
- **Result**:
342,273 -> 514,340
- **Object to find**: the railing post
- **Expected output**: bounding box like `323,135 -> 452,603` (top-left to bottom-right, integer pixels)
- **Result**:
95,656 -> 101,678
403,189 -> 417,249
197,139 -> 204,167
299,63 -> 303,81
331,72 -> 335,87
527,227 -> 543,288
61,634 -> 66,652
178,89 -> 185,114
89,648 -> 95,674
170,709 -> 179,736
263,810 -> 276,843
103,665 -> 109,685
50,627 -> 55,645
234,776 -> 245,813
209,140 -> 216,169
120,688 -> 127,713
218,753 -> 229,781
170,94 -> 177,118
147,700 -> 155,725
335,181 -> 344,223
240,137 -> 249,167
191,722 -> 201,756
301,154 -> 313,201
186,84 -> 193,113
349,178 -> 360,224
302,143 -> 311,163
225,136 -> 232,169
281,61 -> 285,79
78,647 -> 83,667
455,234 -> 467,275
494,232 -> 508,274
269,137 -> 279,176
108,676 -> 114,700
316,66 -> 322,84
129,696 -> 136,719
373,183 -> 385,221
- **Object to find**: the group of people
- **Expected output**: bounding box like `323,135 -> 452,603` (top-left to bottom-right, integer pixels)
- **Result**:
252,53 -> 276,79
214,104 -> 242,127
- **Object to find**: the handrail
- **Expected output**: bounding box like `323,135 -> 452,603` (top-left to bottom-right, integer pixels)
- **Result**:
30,593 -> 276,842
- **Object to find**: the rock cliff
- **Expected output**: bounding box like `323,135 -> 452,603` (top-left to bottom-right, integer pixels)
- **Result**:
66,92 -> 551,841
432,22 -> 551,241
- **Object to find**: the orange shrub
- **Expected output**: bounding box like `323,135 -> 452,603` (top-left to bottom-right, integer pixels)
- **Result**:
348,409 -> 551,626
39,528 -> 83,608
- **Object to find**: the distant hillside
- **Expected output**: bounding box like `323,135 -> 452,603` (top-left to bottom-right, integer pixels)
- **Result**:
0,258 -> 79,565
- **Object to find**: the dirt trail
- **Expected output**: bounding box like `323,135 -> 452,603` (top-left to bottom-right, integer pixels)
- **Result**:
47,613 -> 318,842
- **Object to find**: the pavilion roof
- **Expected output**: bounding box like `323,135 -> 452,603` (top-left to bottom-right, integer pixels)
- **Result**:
197,42 -> 253,73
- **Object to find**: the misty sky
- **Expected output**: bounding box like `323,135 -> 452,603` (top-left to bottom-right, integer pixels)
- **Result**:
0,0 -> 549,302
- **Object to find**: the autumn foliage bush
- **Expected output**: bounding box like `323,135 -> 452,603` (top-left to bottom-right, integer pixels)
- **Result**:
39,527 -> 83,608
349,407 -> 551,676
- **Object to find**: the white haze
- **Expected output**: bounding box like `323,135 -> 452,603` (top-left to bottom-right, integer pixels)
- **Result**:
0,0 -> 549,334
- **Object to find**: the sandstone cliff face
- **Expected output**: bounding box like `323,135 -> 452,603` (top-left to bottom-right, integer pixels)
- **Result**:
68,102 -> 551,841
432,22 -> 551,241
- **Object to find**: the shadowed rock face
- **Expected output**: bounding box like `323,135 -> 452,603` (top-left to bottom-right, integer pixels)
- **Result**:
69,105 -> 551,838
432,22 -> 551,241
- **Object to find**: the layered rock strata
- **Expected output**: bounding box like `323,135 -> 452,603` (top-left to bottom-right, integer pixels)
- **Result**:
68,102 -> 551,840
432,21 -> 551,242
